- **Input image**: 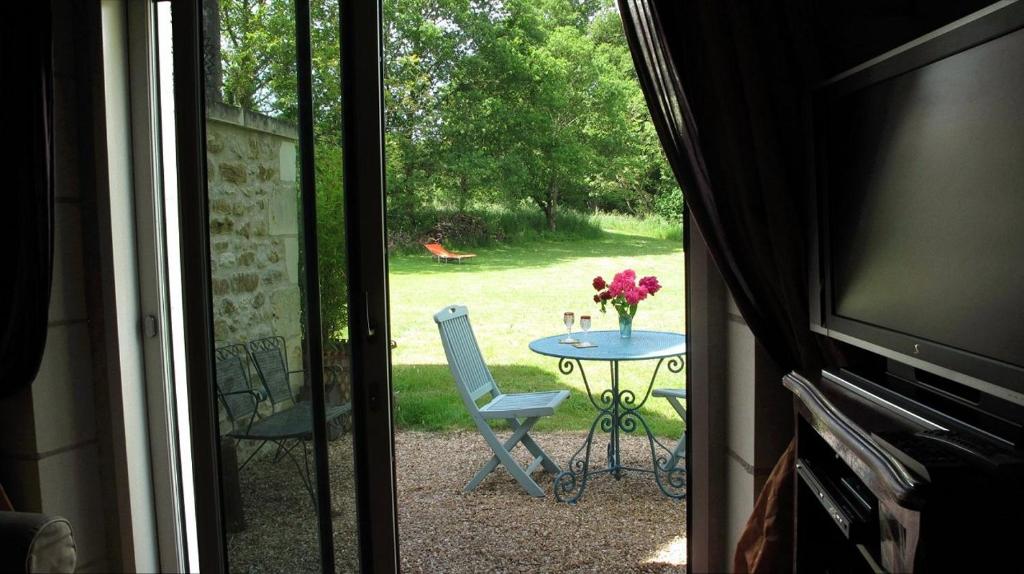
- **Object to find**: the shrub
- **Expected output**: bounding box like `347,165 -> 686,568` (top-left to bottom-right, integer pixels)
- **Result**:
315,142 -> 348,340
385,204 -> 604,251
588,211 -> 683,242
651,186 -> 685,222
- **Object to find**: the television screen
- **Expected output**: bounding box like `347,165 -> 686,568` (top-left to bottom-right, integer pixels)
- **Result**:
819,20 -> 1024,389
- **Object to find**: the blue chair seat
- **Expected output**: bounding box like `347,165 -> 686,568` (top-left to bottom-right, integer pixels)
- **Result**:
478,390 -> 569,420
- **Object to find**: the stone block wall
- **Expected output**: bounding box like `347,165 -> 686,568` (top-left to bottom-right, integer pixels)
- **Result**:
206,102 -> 305,403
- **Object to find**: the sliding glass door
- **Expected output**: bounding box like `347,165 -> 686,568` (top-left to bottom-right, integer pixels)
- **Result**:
167,0 -> 396,571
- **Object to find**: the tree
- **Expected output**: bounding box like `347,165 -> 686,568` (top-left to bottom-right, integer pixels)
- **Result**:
215,0 -> 683,238
439,0 -> 638,229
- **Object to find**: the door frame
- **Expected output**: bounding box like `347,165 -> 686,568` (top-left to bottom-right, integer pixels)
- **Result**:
123,0 -> 191,569
169,0 -> 399,571
338,0 -> 401,570
168,1 -> 224,571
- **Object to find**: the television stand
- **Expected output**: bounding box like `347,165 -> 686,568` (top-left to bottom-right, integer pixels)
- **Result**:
785,371 -> 1024,572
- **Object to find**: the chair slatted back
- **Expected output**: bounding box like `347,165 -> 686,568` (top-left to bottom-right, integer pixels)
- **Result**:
434,305 -> 498,406
215,344 -> 257,421
248,336 -> 295,406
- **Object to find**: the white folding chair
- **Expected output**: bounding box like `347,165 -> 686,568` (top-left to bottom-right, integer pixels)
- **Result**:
434,305 -> 568,496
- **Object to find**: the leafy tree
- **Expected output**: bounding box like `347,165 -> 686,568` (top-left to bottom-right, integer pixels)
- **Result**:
214,0 -> 683,239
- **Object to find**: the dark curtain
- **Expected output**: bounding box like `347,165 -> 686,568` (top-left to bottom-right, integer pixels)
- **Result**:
0,1 -> 55,397
617,0 -> 823,375
617,1 -> 825,571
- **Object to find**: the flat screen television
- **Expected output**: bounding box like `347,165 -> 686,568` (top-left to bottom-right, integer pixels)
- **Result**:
811,3 -> 1024,406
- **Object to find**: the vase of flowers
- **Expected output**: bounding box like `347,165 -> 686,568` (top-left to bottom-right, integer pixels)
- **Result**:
592,269 -> 662,338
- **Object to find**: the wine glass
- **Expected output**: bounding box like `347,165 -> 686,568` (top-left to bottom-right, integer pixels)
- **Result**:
579,315 -> 592,343
562,311 -> 577,343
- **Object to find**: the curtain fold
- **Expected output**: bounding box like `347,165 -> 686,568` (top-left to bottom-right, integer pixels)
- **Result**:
0,1 -> 55,396
617,0 -> 822,375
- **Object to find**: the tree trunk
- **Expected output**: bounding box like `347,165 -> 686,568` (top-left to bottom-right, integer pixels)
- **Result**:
457,174 -> 469,212
403,150 -> 414,187
546,182 -> 558,231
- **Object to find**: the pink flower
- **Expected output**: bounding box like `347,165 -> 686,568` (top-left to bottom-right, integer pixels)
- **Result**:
608,269 -> 636,297
593,269 -> 660,310
639,276 -> 661,295
624,284 -> 648,306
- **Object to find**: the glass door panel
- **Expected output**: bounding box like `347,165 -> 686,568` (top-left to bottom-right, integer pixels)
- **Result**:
198,0 -> 358,570
168,0 -> 396,569
305,2 -> 361,570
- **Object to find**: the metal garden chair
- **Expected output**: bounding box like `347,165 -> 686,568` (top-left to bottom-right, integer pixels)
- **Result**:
214,343 -> 317,500
247,336 -> 351,424
434,305 -> 569,497
247,336 -> 303,411
652,388 -> 687,470
215,341 -> 351,503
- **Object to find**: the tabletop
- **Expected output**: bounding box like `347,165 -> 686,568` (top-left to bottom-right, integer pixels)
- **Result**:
528,330 -> 686,361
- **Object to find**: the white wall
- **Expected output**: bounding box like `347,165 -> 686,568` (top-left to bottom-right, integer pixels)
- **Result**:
688,218 -> 790,572
723,301 -> 758,558
721,296 -> 788,559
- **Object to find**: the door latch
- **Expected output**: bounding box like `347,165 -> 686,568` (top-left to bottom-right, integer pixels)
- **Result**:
365,293 -> 376,338
144,314 -> 158,339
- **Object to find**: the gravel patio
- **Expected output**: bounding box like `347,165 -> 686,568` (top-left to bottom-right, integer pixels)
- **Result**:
226,430 -> 687,573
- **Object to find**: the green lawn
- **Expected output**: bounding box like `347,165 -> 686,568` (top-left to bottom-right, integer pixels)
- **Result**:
387,230 -> 686,438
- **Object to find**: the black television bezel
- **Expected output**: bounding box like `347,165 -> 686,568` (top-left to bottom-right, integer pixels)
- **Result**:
810,2 -> 1024,406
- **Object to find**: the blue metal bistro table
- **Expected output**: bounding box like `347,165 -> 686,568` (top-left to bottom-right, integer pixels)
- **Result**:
529,330 -> 686,503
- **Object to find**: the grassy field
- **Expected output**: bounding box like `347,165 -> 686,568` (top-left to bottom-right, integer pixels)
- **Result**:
587,212 -> 683,242
387,226 -> 687,438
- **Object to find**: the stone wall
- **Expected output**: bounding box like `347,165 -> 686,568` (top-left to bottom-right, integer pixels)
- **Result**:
205,102 -> 353,450
206,102 -> 305,400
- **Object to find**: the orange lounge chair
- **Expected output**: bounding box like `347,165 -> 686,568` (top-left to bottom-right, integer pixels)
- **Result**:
424,242 -> 476,264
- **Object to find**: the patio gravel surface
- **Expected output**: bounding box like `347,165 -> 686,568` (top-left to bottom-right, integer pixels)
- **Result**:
226,430 -> 687,573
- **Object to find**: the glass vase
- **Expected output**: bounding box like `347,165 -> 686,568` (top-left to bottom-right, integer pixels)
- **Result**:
618,313 -> 633,339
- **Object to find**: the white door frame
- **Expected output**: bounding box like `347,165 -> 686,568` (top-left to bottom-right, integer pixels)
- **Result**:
110,0 -> 197,570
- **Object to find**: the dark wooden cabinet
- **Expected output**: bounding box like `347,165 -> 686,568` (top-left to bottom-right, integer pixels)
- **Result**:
786,371 -> 1024,573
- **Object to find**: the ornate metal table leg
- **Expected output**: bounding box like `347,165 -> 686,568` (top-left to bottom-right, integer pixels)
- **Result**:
611,360 -> 623,479
553,411 -> 610,503
554,354 -> 687,501
553,358 -> 614,503
628,411 -> 687,500
618,355 -> 688,499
